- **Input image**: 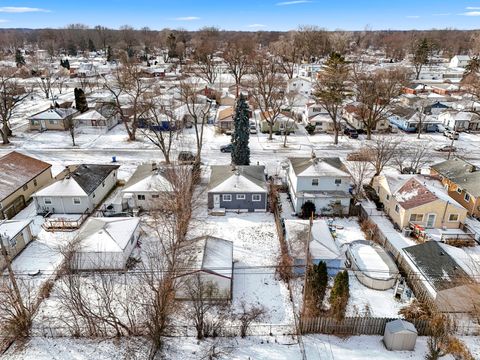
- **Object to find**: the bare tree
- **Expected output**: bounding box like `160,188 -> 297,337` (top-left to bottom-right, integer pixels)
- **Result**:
270,32 -> 301,79
361,135 -> 401,178
247,53 -> 288,140
393,142 -> 431,174
223,37 -> 254,95
103,61 -> 152,141
236,300 -> 266,338
314,52 -> 351,145
347,160 -> 374,204
352,66 -> 410,139
0,68 -> 31,144
36,68 -> 57,99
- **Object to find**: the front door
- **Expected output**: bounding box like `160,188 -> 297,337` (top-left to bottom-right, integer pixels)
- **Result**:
426,214 -> 436,228
213,194 -> 220,209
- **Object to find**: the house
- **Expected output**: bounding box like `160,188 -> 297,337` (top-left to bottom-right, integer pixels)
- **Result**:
438,110 -> 480,132
402,241 -> 479,313
260,113 -> 296,134
303,104 -> 337,133
0,219 -> 34,270
449,55 -> 471,69
73,102 -> 120,132
120,163 -> 174,211
175,236 -> 233,300
0,152 -> 53,219
285,219 -> 342,276
287,156 -> 352,215
218,92 -> 236,106
342,103 -> 389,132
287,76 -> 313,96
28,108 -> 79,131
33,164 -> 119,215
424,101 -> 450,115
72,217 -> 140,270
215,106 -> 235,134
373,174 -> 468,230
430,158 -> 480,218
207,165 -> 267,213
387,106 -> 439,133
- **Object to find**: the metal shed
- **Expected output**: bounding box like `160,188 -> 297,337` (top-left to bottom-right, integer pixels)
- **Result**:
383,319 -> 417,351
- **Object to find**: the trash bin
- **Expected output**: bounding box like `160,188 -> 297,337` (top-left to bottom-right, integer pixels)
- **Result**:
112,156 -> 117,163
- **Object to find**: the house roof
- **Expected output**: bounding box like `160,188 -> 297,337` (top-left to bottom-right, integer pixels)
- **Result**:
403,241 -> 469,292
74,109 -> 107,121
77,217 -> 140,253
289,157 -> 350,178
29,108 -> 78,121
122,164 -> 174,193
0,151 -> 52,201
208,165 -> 267,193
431,158 -> 480,196
389,106 -> 417,120
385,319 -> 417,334
35,164 -> 119,197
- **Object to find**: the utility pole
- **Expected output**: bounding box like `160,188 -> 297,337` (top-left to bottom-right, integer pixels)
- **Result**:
300,211 -> 314,320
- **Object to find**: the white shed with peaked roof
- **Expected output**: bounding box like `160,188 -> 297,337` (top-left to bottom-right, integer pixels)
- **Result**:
383,319 -> 417,351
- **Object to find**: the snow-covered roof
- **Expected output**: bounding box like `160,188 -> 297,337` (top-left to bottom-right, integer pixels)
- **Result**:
0,219 -> 32,239
289,157 -> 350,178
385,319 -> 417,334
34,177 -> 87,197
29,108 -> 78,120
122,164 -> 174,193
208,165 -> 267,193
77,217 -> 140,253
74,109 -> 107,121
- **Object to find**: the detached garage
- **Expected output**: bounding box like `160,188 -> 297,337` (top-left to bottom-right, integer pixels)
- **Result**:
383,319 -> 417,351
73,217 -> 140,270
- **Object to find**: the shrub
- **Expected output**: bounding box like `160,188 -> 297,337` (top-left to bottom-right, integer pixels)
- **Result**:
329,270 -> 349,321
300,201 -> 316,219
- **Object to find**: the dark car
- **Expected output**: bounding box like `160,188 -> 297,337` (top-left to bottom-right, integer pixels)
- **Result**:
178,151 -> 196,164
220,143 -> 234,153
344,127 -> 359,138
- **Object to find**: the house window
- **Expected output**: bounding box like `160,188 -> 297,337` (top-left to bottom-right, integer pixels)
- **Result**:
334,179 -> 342,185
137,194 -> 146,201
236,194 -> 246,200
44,198 -> 52,205
409,214 -> 423,222
457,187 -> 462,194
222,194 -> 232,202
130,234 -> 135,245
33,179 -> 37,187
386,194 -> 390,201
73,198 -> 81,205
22,184 -> 28,191
49,120 -> 56,124
252,194 -> 261,202
8,236 -> 16,247
102,181 -> 105,187
312,179 -> 319,186
465,193 -> 471,202
152,194 -> 159,199
448,214 -> 459,222
395,204 -> 400,213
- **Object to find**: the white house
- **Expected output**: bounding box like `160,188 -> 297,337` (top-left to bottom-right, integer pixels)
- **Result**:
303,104 -> 337,133
175,236 -> 234,300
121,163 -> 174,211
33,164 -> 119,214
287,76 -> 313,96
287,156 -> 352,215
449,55 -> 471,69
0,219 -> 33,269
72,217 -> 140,270
439,110 -> 480,132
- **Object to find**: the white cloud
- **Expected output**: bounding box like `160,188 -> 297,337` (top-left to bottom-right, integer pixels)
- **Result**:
460,11 -> 480,16
247,24 -> 267,28
0,7 -> 50,13
276,0 -> 312,6
406,15 -> 420,19
466,7 -> 480,10
0,19 -> 8,23
172,16 -> 200,21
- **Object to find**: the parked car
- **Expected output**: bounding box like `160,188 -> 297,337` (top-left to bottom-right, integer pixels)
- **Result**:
435,145 -> 457,152
220,143 -> 234,153
249,124 -> 258,134
443,130 -> 459,140
178,151 -> 196,164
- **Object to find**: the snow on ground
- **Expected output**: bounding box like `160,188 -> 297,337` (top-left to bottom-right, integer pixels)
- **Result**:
3,334 -> 459,360
190,212 -> 294,326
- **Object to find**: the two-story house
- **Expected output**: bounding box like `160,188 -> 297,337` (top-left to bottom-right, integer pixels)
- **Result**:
303,104 -> 336,133
430,158 -> 480,218
287,156 -> 352,215
373,174 -> 468,230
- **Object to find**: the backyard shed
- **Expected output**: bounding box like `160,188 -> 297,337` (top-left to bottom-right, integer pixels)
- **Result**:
383,319 -> 417,351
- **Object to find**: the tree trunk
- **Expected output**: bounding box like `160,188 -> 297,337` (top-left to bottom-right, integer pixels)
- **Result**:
268,123 -> 273,141
366,127 -> 372,140
333,128 -> 339,145
0,127 -> 9,145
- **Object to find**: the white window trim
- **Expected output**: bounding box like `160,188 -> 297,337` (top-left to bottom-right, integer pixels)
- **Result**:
457,187 -> 462,194
137,194 -> 145,201
465,192 -> 471,202
222,194 -> 232,202
236,194 -> 246,200
44,198 -> 52,205
409,214 -> 424,222
312,178 -> 319,186
394,204 -> 400,213
252,194 -> 261,202
73,197 -> 81,205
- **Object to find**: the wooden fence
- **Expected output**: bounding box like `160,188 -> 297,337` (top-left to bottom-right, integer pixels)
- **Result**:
300,316 -> 431,336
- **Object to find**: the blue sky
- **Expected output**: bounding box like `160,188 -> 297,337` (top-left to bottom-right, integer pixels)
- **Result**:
0,1 -> 479,31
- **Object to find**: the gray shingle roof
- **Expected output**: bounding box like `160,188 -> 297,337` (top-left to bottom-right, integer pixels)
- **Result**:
69,164 -> 119,195
403,241 -> 468,292
431,158 -> 480,196
207,165 -> 266,191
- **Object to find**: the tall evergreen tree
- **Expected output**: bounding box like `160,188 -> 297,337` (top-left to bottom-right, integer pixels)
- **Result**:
88,38 -> 96,52
74,88 -> 89,113
307,261 -> 328,313
15,49 -> 25,68
106,45 -> 113,62
231,94 -> 250,165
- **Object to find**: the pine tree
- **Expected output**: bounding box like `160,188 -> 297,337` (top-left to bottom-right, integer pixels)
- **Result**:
231,94 -> 250,165
307,261 -> 328,312
74,88 -> 89,113
15,49 -> 25,68
329,270 -> 349,320
88,38 -> 96,52
106,46 -> 113,62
